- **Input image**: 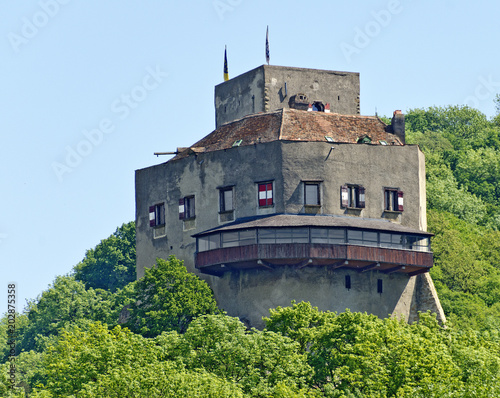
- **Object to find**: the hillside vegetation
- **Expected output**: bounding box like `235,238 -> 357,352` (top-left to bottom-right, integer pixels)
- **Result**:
405,103 -> 500,330
2,102 -> 500,396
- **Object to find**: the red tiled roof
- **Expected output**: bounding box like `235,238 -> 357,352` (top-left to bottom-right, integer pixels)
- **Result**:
171,109 -> 402,161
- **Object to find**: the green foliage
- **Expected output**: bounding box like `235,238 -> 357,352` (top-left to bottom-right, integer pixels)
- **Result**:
18,276 -> 114,352
424,154 -> 488,224
76,362 -> 244,398
264,301 -> 336,353
168,314 -> 314,396
405,105 -> 500,229
32,322 -> 159,396
405,104 -> 500,330
0,312 -> 29,361
73,221 -> 136,292
454,147 -> 500,205
266,303 -> 500,396
428,209 -> 500,330
126,256 -> 220,336
405,105 -> 490,149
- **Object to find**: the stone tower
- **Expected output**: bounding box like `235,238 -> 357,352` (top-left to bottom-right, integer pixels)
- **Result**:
135,65 -> 445,328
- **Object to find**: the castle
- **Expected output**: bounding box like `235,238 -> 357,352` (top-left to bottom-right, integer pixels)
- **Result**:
135,65 -> 445,328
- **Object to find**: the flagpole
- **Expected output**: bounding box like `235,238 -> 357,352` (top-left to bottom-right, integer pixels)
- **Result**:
223,45 -> 229,81
265,26 -> 270,65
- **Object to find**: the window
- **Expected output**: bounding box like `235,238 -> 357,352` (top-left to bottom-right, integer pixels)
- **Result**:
304,182 -> 320,206
384,189 -> 404,212
341,185 -> 365,209
311,101 -> 324,111
219,187 -> 234,213
377,279 -> 383,294
345,275 -> 351,290
311,228 -> 346,244
149,203 -> 165,227
347,230 -> 378,247
258,228 -> 309,244
258,182 -> 273,207
179,196 -> 195,220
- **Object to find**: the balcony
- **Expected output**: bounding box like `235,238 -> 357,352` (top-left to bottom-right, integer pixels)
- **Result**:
194,215 -> 433,277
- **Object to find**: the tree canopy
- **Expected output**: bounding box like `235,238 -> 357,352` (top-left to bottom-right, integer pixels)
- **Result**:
125,256 -> 220,336
73,221 -> 136,292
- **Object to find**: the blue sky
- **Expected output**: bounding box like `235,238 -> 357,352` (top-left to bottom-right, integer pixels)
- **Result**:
1,0 -> 500,315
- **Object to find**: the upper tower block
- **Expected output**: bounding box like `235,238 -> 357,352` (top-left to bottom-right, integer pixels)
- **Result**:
215,65 -> 360,128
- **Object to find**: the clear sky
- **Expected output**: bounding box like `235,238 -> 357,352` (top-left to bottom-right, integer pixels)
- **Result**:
1,0 -> 500,316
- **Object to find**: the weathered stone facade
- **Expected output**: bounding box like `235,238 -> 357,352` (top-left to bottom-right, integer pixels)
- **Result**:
135,65 -> 445,327
214,65 -> 360,128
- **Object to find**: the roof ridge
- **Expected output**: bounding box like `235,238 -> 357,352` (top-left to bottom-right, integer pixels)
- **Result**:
217,109 -> 283,128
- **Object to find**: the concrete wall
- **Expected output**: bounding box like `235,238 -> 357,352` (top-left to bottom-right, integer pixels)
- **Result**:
215,65 -> 360,128
211,267 -> 419,329
136,141 -> 285,278
136,141 -> 426,277
215,66 -> 265,128
281,142 -> 424,229
135,141 -> 442,327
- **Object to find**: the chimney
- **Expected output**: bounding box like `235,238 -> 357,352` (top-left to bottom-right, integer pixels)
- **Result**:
391,110 -> 405,144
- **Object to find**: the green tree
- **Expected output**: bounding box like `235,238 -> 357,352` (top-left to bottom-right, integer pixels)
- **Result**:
19,276 -> 113,352
175,314 -> 314,396
126,256 -> 220,336
265,303 -> 499,396
0,312 -> 29,361
31,322 -> 159,396
427,209 -> 500,329
156,314 -> 316,397
73,221 -> 136,292
405,105 -> 490,149
76,362 -> 245,398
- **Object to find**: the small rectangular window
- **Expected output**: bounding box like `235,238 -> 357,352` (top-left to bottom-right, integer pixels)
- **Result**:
345,275 -> 351,290
341,185 -> 365,209
179,196 -> 195,220
219,187 -> 234,213
377,279 -> 383,294
304,183 -> 320,206
258,182 -> 273,207
149,203 -> 165,227
384,189 -> 404,212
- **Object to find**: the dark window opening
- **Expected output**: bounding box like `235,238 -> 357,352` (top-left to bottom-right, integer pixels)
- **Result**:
341,185 -> 365,209
377,279 -> 383,294
149,203 -> 165,227
179,196 -> 195,220
312,101 -> 324,112
219,187 -> 234,213
345,275 -> 351,290
385,189 -> 404,212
